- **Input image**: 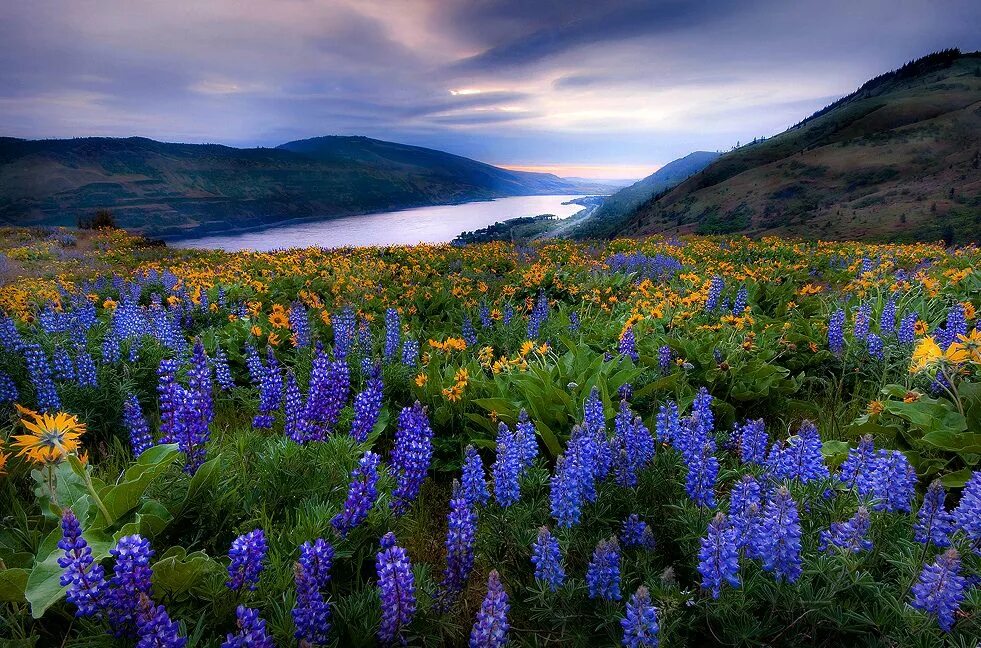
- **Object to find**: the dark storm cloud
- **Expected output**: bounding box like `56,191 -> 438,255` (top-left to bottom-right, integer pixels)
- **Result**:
0,0 -> 978,176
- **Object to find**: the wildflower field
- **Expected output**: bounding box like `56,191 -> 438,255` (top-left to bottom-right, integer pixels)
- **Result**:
0,226 -> 979,646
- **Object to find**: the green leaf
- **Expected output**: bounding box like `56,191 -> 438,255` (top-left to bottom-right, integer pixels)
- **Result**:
93,444 -> 180,529
152,546 -> 224,601
940,467 -> 975,488
0,568 -> 28,603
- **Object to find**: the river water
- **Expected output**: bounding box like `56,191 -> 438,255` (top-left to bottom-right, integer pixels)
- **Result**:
172,194 -> 590,251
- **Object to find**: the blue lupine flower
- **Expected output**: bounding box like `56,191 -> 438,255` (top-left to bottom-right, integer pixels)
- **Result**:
53,347 -> 75,381
75,349 -> 98,387
24,343 -> 60,412
550,455 -> 583,528
705,276 -> 724,311
586,537 -> 622,601
531,527 -> 565,591
390,401 -> 433,515
470,570 -> 509,648
441,481 -> 477,602
757,487 -> 802,583
350,373 -> 383,443
613,404 -> 654,488
911,549 -> 967,632
107,534 -> 155,636
135,594 -> 186,648
292,561 -> 331,646
299,538 -> 334,591
854,303 -> 872,341
583,386 -> 605,435
617,383 -> 633,402
621,586 -> 659,647
870,450 -> 915,512
58,509 -> 107,618
734,419 -> 768,465
157,358 -> 182,445
461,445 -> 490,507
655,401 -> 680,445
828,308 -> 846,354
305,352 -> 349,435
514,409 -> 538,470
331,451 -> 381,537
401,338 -> 419,367
915,480 -> 956,548
462,316 -> 478,347
290,302 -> 311,348
376,532 -> 416,644
0,370 -> 18,404
503,303 -> 514,325
619,326 -> 639,362
621,514 -> 656,550
226,529 -> 267,592
568,311 -> 580,333
657,345 -> 672,374
181,341 -> 214,473
935,303 -> 967,351
284,370 -> 310,444
765,421 -> 828,484
244,344 -> 263,384
102,331 -> 122,363
222,605 -> 273,648
0,315 -> 24,352
880,298 -> 896,335
898,312 -> 918,345
819,507 -> 872,554
685,441 -> 719,508
952,471 -> 981,553
253,348 -> 283,430
838,435 -> 876,491
728,474 -> 762,550
527,291 -> 549,339
212,347 -> 235,391
383,308 -> 401,361
733,285 -> 748,315
332,307 -> 356,360
866,332 -> 884,360
492,423 -> 522,507
479,302 -> 492,328
691,387 -> 714,437
698,512 -> 740,598
123,395 -> 154,458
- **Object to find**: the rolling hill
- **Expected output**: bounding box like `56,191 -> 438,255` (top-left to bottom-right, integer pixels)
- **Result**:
615,49 -> 981,242
0,135 -> 607,238
570,151 -> 720,238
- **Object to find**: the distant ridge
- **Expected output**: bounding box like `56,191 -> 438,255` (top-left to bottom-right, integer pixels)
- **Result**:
615,49 -> 981,242
0,135 -> 610,238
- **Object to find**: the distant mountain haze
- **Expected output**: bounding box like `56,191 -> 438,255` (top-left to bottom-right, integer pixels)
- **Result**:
614,50 -> 981,243
0,135 -> 615,238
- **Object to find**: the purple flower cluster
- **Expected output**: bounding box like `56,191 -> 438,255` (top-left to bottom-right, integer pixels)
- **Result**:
331,451 -> 381,536
350,372 -> 383,443
222,605 -> 273,648
332,307 -> 356,360
619,326 -> 639,362
284,371 -> 311,443
462,316 -> 477,347
828,308 -> 846,354
123,394 -> 154,458
441,481 -> 478,602
390,401 -> 434,515
758,487 -> 802,583
952,471 -> 981,553
24,343 -> 60,412
527,291 -> 549,340
733,419 -> 768,465
212,347 -> 235,391
470,570 -> 509,648
106,534 -> 155,636
253,348 -> 283,429
911,549 -> 967,632
290,302 -> 311,348
853,302 -> 872,341
621,514 -> 656,550
819,507 -> 872,554
135,594 -> 186,648
461,445 -> 490,507
75,349 -> 98,387
621,586 -> 660,647
226,529 -> 267,592
292,539 -> 334,645
531,527 -> 566,591
0,370 -> 18,404
612,401 -> 654,488
384,308 -> 401,361
705,276 -> 724,311
305,351 -> 349,435
586,537 -> 622,601
898,311 -> 918,345
492,423 -> 523,507
915,480 -> 955,548
376,532 -> 416,644
765,421 -> 828,484
58,509 -> 107,617
698,512 -> 740,598
657,345 -> 672,374
401,338 -> 419,367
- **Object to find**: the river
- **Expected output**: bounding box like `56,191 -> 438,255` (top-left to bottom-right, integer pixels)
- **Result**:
171,194 -> 592,251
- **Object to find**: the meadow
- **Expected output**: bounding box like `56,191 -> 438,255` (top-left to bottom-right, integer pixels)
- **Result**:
0,226 -> 979,647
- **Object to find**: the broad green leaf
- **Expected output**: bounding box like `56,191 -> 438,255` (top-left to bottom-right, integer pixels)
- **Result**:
0,568 -> 28,603
26,526 -> 112,618
152,546 -> 223,601
93,444 -> 180,529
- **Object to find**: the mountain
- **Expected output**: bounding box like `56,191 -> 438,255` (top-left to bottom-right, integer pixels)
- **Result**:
570,151 -> 720,238
615,49 -> 981,242
0,135 -> 603,238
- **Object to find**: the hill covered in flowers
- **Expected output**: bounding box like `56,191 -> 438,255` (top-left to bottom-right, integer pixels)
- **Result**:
0,227 -> 979,646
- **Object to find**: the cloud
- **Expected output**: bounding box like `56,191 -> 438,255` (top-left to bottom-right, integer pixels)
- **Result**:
0,0 -> 978,176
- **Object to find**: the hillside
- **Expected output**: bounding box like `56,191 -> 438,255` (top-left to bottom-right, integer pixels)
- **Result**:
617,50 -> 981,242
570,151 -> 720,238
0,135 -> 604,238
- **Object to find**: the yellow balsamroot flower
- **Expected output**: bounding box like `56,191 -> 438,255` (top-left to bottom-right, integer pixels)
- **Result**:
0,443 -> 9,476
957,329 -> 981,363
867,400 -> 884,416
442,383 -> 464,402
250,325 -> 263,337
914,320 -> 929,336
415,373 -> 428,387
12,405 -> 85,465
268,332 -> 281,347
454,368 -> 470,386
963,302 -> 976,321
910,337 -> 969,373
103,298 -> 118,311
268,310 -> 290,329
519,340 -> 535,357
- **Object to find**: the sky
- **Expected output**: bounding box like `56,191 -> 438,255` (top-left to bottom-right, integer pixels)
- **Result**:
1,1 -> 978,179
